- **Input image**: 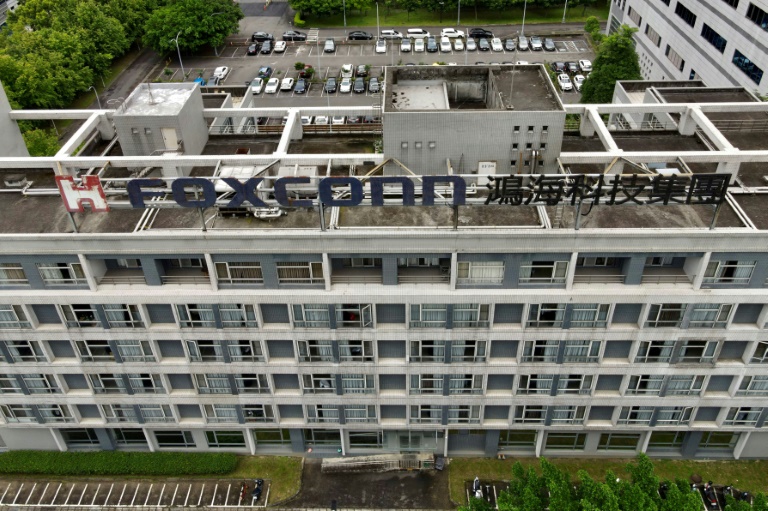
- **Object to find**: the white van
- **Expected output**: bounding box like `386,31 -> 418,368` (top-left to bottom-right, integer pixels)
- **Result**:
380,29 -> 403,39
406,28 -> 431,39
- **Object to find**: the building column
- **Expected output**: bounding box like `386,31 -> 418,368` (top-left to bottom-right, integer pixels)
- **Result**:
205,254 -> 218,290
733,431 -> 750,460
143,428 -> 157,452
450,253 -> 458,290
340,428 -> 347,456
639,431 -> 652,453
565,252 -> 577,290
50,428 -> 68,452
245,429 -> 257,455
322,253 -> 331,290
534,430 -> 544,458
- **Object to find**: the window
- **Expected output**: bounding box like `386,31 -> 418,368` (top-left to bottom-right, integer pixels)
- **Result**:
626,375 -> 664,395
215,262 -> 263,284
618,406 -> 654,425
550,406 -> 586,425
196,374 -> 231,394
666,375 -> 704,395
674,2 -> 696,26
349,431 -> 384,448
410,405 -> 442,424
678,340 -> 717,363
449,374 -> 483,394
228,340 -> 264,362
570,304 -> 610,328
0,263 -> 28,285
448,405 -> 481,424
410,304 -> 447,328
647,431 -> 685,451
0,404 -> 37,423
519,261 -> 568,284
306,404 -> 340,423
113,429 -> 147,446
343,258 -> 382,267
303,428 -> 340,445
664,45 -> 686,72
598,433 -> 640,450
36,263 -> 86,285
724,407 -> 762,426
176,304 -> 216,328
345,405 -> 377,423
336,304 -> 372,328
645,256 -> 674,267
276,261 -> 323,284
128,373 -> 164,394
243,404 -> 275,422
338,340 -> 373,362
722,0 -> 738,7
168,258 -> 203,268
103,305 -> 144,328
563,340 -> 601,363
293,304 -> 330,328
76,340 -> 113,362
688,304 -> 733,328
646,303 -> 686,327
139,404 -> 174,422
186,340 -> 223,362
302,374 -> 336,394
522,340 -> 559,362
747,2 -> 768,29
3,340 -> 46,362
514,405 -> 547,424
655,407 -> 693,425
206,431 -> 246,448
410,374 -> 444,394
0,375 -> 21,394
704,260 -> 755,284
636,340 -> 675,363
557,374 -> 593,395
235,374 -> 269,394
751,341 -> 768,363
518,374 -> 554,395
21,374 -> 60,394
701,24 -> 727,53
38,404 -> 74,423
410,340 -> 445,362
112,340 -> 154,362
457,261 -> 504,284
645,24 -> 661,47
737,375 -> 768,395
453,304 -> 489,328
451,340 -> 486,362
61,304 -> 100,328
341,374 -> 375,394
733,49 -> 764,85
61,428 -> 99,446
102,404 -> 137,423
204,404 -> 239,423
0,305 -> 32,329
297,340 -> 334,362
545,433 -> 586,450
90,374 -> 127,393
498,430 -> 537,449
699,431 -> 739,450
628,6 -> 642,25
155,430 -> 195,447
219,304 -> 258,328
527,303 -> 566,328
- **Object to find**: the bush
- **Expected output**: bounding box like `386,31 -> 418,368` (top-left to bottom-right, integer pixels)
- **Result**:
0,452 -> 238,476
293,12 -> 305,27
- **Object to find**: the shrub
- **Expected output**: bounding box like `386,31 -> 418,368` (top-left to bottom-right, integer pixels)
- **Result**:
0,452 -> 238,476
293,12 -> 305,27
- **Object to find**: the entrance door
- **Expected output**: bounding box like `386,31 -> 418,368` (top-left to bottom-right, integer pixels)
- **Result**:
161,128 -> 178,150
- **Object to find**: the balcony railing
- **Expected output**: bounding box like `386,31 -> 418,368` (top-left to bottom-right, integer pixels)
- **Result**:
331,268 -> 383,284
162,275 -> 210,285
573,273 -> 626,284
98,269 -> 146,286
641,268 -> 691,285
398,267 -> 450,284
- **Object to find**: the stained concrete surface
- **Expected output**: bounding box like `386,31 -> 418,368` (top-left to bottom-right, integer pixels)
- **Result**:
283,459 -> 452,509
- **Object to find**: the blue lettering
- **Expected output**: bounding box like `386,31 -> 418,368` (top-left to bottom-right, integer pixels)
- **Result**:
319,177 -> 364,206
274,177 -> 313,208
222,178 -> 268,208
127,179 -> 166,208
171,178 -> 217,208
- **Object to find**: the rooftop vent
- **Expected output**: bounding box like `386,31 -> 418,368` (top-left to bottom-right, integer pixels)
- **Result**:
3,174 -> 28,188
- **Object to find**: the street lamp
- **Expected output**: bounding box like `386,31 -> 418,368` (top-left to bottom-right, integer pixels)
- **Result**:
342,0 -> 347,29
521,0 -> 528,37
457,0 -> 461,25
88,86 -> 102,110
170,31 -> 186,79
439,1 -> 445,23
561,0 -> 568,23
376,1 -> 380,40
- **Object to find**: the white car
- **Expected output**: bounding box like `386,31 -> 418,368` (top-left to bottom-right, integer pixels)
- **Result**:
264,77 -> 280,94
213,66 -> 229,80
301,116 -> 313,125
454,39 -> 464,51
341,64 -> 354,78
250,77 -> 264,94
440,28 -> 465,38
314,116 -> 329,125
440,36 -> 452,52
375,39 -> 387,53
274,41 -> 287,53
332,115 -> 346,125
466,38 -> 477,51
491,37 -> 503,52
557,73 -> 573,92
281,77 -> 294,91
414,38 -> 425,52
340,77 -> 352,93
579,59 -> 593,72
573,74 -> 586,92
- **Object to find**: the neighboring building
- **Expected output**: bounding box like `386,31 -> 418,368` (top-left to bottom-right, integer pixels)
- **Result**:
2,71 -> 768,459
607,0 -> 768,94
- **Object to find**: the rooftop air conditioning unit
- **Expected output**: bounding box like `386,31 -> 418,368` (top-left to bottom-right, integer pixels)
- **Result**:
3,174 -> 27,188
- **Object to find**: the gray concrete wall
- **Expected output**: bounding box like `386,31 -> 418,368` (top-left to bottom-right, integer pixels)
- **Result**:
0,80 -> 29,157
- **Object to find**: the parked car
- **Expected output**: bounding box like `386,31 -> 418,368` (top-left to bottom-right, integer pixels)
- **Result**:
406,28 -> 431,39
281,77 -> 294,91
314,116 -> 329,125
491,37 -> 503,51
341,64 -> 354,78
414,38 -> 425,52
282,30 -> 307,41
516,60 -> 529,65
339,77 -> 352,93
353,77 -> 366,93
517,35 -> 529,50
426,37 -> 438,52
294,78 -> 307,94
566,61 -> 579,73
440,36 -> 452,52
324,77 -> 337,93
368,77 -> 380,93
530,36 -> 543,50
454,38 -> 464,51
301,116 -> 313,125
469,28 -> 494,39
251,32 -> 274,42
551,61 -> 567,73
478,38 -> 490,51
362,115 -> 381,123
465,38 -> 477,51
264,78 -> 280,94
557,73 -> 573,91
573,74 -> 585,91
260,40 -> 272,54
440,28 -> 465,38
250,77 -> 264,94
348,30 -> 373,40
401,38 -> 412,52
247,43 -> 259,55
380,29 -> 403,39
324,38 -> 336,52
274,41 -> 287,53
332,116 -> 346,125
504,38 -> 516,51
213,66 -> 229,80
579,59 -> 593,72
544,38 -> 556,51
356,64 -> 368,77
375,39 -> 387,53
347,116 -> 361,124
257,66 -> 273,79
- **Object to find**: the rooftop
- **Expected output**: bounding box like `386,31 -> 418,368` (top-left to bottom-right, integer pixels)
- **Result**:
117,83 -> 196,117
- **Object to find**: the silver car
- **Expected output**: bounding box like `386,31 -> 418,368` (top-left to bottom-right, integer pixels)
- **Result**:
517,35 -> 529,50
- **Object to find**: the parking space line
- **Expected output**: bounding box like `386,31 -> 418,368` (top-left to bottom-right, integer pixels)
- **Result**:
65,483 -> 76,505
158,483 -> 166,506
37,482 -> 50,505
77,484 -> 87,505
184,484 -> 192,506
118,483 -> 127,505
130,484 -> 139,506
225,483 -> 231,506
211,483 -> 219,506
91,484 -> 101,506
198,484 -> 205,506
171,484 -> 179,506
105,484 -> 114,505
50,483 -> 62,505
11,483 -> 24,505
144,483 -> 153,506
24,483 -> 37,505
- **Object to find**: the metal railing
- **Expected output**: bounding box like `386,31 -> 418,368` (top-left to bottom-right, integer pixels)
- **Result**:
161,275 -> 210,285
399,274 -> 450,283
331,274 -> 383,284
573,274 -> 626,284
99,275 -> 147,285
640,274 -> 691,285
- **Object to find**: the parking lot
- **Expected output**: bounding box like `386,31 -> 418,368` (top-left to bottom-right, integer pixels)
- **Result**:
0,479 -> 270,508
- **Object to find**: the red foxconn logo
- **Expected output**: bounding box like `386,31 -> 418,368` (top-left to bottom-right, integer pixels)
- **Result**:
55,175 -> 110,213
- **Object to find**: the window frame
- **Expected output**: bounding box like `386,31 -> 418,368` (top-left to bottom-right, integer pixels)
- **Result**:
569,304 -> 610,328
0,305 -> 32,329
302,373 -> 336,394
410,373 -> 444,394
102,404 -> 138,423
338,340 -> 374,362
517,374 -> 555,395
243,404 -> 275,423
618,406 -> 654,425
292,304 -> 331,328
203,404 -> 239,424
4,340 -> 47,362
447,405 -> 481,424
703,260 -> 756,284
306,404 -> 340,423
114,340 -> 155,362
186,340 -> 224,362
75,340 -> 114,362
723,407 -> 762,426
678,339 -> 718,363
218,304 -> 258,328
214,261 -> 264,285
276,261 -> 324,284
626,375 -> 665,395
195,373 -> 232,394
341,373 -> 375,394
36,262 -> 86,286
60,304 -> 101,328
688,303 -> 733,328
527,303 -> 566,328
103,305 -> 145,328
410,304 -> 448,328
737,375 -> 768,395
409,404 -> 442,424
410,340 -> 446,362
645,303 -> 687,328
176,304 -> 216,328
155,430 -> 195,447
550,406 -> 586,425
297,340 -> 334,362
456,261 -> 505,285
452,304 -> 490,328
519,260 -> 568,284
0,263 -> 28,285
635,340 -> 675,363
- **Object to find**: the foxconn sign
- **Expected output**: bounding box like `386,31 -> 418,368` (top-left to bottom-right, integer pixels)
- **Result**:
55,173 -> 730,213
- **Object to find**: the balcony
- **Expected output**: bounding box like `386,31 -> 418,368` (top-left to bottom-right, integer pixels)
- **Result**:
331,268 -> 383,285
98,269 -> 146,286
161,268 -> 210,285
398,266 -> 450,284
641,268 -> 691,285
573,268 -> 625,285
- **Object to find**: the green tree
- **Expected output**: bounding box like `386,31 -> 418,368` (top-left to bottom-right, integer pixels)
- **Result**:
660,482 -> 703,511
584,15 -> 600,35
143,0 -> 243,54
101,0 -> 159,43
22,128 -> 60,156
578,471 -> 620,511
580,24 -> 641,104
626,454 -> 660,506
397,0 -> 422,20
541,459 -> 577,511
753,493 -> 768,511
459,497 -> 494,511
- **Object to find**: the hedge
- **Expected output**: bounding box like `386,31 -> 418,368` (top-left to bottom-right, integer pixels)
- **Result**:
294,12 -> 306,27
0,451 -> 238,476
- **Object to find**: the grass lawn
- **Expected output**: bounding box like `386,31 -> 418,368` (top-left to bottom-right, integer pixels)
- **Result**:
302,3 -> 609,28
229,456 -> 303,504
449,457 -> 768,504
